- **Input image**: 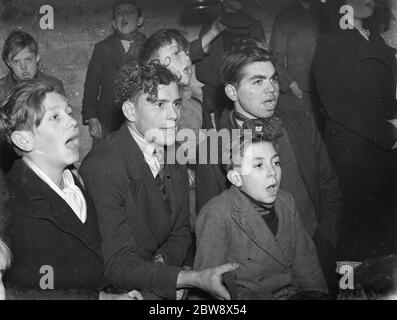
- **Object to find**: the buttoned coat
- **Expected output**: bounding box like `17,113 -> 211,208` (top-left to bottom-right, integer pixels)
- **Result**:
194,186 -> 328,299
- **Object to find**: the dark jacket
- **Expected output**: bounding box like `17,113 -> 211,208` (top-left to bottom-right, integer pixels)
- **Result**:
194,186 -> 328,298
270,1 -> 319,92
0,70 -> 65,101
195,11 -> 266,115
195,108 -> 342,248
82,31 -> 147,136
313,28 -> 397,150
3,160 -> 105,297
79,123 -> 191,299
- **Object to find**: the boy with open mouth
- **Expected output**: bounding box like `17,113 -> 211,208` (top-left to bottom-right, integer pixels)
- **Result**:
194,130 -> 328,299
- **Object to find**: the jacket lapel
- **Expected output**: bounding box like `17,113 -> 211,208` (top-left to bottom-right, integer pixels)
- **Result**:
228,186 -> 289,268
8,160 -> 102,258
116,124 -> 172,244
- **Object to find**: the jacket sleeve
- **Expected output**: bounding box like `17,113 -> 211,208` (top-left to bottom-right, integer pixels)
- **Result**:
79,157 -> 180,299
313,36 -> 397,150
314,124 -> 343,248
189,37 -> 207,64
82,43 -> 103,123
289,193 -> 328,293
155,167 -> 192,267
193,207 -> 229,270
269,12 -> 295,93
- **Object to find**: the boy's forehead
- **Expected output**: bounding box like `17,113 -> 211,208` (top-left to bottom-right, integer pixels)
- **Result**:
240,61 -> 276,81
242,141 -> 276,160
42,92 -> 68,110
10,47 -> 36,60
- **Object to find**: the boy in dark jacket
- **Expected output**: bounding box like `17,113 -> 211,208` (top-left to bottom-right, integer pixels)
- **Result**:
82,0 -> 147,145
0,79 -> 140,300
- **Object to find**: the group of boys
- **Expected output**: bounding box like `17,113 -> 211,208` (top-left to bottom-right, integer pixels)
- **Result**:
0,0 -> 343,300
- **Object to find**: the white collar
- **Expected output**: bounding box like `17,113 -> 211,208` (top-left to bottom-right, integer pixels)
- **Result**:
23,158 -> 87,223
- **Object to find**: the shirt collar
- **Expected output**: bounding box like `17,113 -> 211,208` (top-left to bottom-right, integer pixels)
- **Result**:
127,122 -> 164,176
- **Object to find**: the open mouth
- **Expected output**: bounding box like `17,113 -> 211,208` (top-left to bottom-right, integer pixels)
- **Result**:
263,96 -> 276,107
65,133 -> 79,149
266,183 -> 277,194
121,19 -> 129,27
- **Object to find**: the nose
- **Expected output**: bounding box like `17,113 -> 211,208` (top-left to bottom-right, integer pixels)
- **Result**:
266,164 -> 276,179
67,113 -> 78,128
180,51 -> 191,64
20,61 -> 27,70
167,103 -> 179,121
264,80 -> 276,94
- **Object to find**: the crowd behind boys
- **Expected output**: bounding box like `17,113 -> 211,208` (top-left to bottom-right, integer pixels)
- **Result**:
0,0 -> 396,300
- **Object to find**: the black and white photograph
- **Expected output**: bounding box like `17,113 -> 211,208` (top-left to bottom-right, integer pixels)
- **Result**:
0,0 -> 396,308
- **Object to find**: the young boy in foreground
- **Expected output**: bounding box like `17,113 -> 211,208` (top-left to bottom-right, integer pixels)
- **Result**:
194,131 -> 328,299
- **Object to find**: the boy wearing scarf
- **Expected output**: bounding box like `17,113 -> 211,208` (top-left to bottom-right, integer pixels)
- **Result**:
194,131 -> 328,299
82,0 -> 147,145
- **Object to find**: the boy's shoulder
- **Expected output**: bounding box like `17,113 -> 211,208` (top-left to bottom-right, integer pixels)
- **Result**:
199,187 -> 236,217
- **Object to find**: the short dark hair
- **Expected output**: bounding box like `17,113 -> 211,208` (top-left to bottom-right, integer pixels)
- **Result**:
0,79 -> 59,144
224,129 -> 279,172
112,0 -> 142,19
220,38 -> 274,86
2,30 -> 38,63
114,60 -> 177,105
140,29 -> 189,64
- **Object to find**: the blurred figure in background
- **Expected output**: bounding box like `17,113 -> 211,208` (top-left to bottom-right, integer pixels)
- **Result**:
313,0 -> 397,263
195,0 -> 266,129
270,0 -> 331,134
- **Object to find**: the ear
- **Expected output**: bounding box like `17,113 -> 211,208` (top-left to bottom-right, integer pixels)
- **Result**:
11,131 -> 34,153
35,54 -> 41,65
225,83 -> 238,102
122,100 -> 136,122
137,16 -> 144,28
227,169 -> 243,188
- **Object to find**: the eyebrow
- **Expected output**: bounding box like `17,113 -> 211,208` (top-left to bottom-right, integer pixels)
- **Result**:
248,71 -> 279,81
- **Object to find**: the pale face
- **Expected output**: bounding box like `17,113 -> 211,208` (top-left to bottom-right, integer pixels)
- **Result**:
239,141 -> 281,204
233,61 -> 279,119
7,47 -> 39,80
346,0 -> 376,20
156,41 -> 192,87
26,92 -> 79,170
114,4 -> 140,34
133,82 -> 182,147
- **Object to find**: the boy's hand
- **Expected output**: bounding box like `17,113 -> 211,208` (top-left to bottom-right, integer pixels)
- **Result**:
88,117 -> 103,139
210,15 -> 227,37
289,81 -> 303,100
195,263 -> 239,300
